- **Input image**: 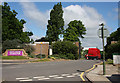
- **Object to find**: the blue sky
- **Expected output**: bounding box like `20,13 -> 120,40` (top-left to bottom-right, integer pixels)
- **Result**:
5,2 -> 118,48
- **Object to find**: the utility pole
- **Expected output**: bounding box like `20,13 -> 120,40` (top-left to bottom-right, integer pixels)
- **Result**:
99,23 -> 106,75
79,41 -> 81,59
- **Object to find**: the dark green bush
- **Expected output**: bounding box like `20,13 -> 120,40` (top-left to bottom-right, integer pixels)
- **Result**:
35,54 -> 46,59
48,54 -> 60,59
28,54 -> 34,58
105,41 -> 120,59
23,45 -> 35,55
52,41 -> 78,60
2,39 -> 24,53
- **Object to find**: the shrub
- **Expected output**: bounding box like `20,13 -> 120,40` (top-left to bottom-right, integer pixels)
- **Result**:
50,57 -> 56,60
35,54 -> 46,59
48,54 -> 60,59
2,39 -> 24,53
52,41 -> 78,59
23,45 -> 35,55
28,54 -> 34,58
106,59 -> 113,64
105,41 -> 120,59
66,53 -> 75,59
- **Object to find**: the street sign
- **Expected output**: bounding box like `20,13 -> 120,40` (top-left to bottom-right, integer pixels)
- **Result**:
97,28 -> 109,38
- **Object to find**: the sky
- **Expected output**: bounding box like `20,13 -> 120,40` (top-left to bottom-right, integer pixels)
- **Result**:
3,1 -> 118,49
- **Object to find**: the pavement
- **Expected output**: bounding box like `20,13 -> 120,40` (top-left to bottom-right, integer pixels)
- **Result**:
86,64 -> 120,82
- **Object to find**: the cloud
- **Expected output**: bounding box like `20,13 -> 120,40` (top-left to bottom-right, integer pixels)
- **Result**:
19,1 -> 48,30
20,2 -> 106,48
114,8 -> 118,12
29,35 -> 40,41
63,5 -> 106,49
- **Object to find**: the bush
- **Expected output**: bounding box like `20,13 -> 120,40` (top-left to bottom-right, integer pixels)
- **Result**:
23,45 -> 35,55
2,39 -> 24,53
106,59 -> 113,64
48,54 -> 60,59
50,57 -> 56,60
52,41 -> 78,59
28,54 -> 34,58
35,54 -> 46,59
105,41 -> 120,59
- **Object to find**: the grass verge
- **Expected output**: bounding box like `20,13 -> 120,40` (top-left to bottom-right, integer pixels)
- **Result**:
0,56 -> 27,60
30,58 -> 50,62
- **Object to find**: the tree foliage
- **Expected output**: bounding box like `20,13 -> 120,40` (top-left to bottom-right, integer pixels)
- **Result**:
105,27 -> 120,59
64,20 -> 86,42
107,27 -> 120,45
2,39 -> 24,53
46,2 -> 64,44
2,2 -> 33,43
35,37 -> 48,42
52,41 -> 78,59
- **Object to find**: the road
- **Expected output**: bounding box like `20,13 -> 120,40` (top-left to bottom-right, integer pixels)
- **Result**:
2,60 -> 101,82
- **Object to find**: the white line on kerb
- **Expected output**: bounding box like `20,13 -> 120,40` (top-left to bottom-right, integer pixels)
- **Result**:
49,75 -> 59,77
61,74 -> 70,76
33,76 -> 45,78
19,79 -> 33,81
38,78 -> 50,80
16,77 -> 29,80
54,77 -> 64,79
66,75 -> 75,78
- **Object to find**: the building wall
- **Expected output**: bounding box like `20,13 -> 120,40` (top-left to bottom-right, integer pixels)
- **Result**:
31,42 -> 49,57
3,49 -> 28,56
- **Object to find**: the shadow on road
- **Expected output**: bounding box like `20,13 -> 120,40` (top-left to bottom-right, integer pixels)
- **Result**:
76,70 -> 85,72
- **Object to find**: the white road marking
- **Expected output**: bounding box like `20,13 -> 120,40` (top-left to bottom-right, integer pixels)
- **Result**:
54,77 -> 64,79
33,76 -> 45,78
16,77 -> 29,80
72,73 -> 80,75
38,78 -> 50,80
49,75 -> 59,77
66,75 -> 75,78
61,74 -> 70,76
19,79 -> 33,81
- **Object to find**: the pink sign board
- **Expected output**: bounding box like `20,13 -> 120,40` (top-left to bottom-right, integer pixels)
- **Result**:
8,51 -> 23,56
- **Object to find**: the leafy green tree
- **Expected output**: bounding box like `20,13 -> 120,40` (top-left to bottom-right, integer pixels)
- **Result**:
107,27 -> 120,45
64,20 -> 86,42
105,27 -> 120,59
46,2 -> 64,44
2,2 -> 33,43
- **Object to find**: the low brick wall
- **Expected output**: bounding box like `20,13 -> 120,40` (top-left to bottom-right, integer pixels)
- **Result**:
3,49 -> 28,56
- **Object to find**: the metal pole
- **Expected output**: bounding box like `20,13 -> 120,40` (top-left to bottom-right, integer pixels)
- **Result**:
101,24 -> 106,75
79,41 -> 81,59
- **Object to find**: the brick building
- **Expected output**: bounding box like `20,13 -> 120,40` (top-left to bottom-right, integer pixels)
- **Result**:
31,41 -> 80,57
30,42 -> 49,57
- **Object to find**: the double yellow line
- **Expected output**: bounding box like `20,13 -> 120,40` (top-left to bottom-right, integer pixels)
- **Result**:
80,62 -> 103,81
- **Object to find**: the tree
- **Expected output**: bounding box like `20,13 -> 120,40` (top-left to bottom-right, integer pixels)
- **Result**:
2,2 -> 33,43
46,2 -> 64,44
52,41 -> 78,60
105,27 -> 120,59
64,20 -> 86,42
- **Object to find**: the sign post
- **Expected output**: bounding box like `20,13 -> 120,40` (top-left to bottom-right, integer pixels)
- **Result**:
98,23 -> 109,75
